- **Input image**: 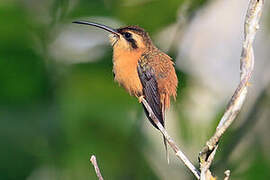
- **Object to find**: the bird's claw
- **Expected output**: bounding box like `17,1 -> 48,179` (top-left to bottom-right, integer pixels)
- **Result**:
138,95 -> 144,103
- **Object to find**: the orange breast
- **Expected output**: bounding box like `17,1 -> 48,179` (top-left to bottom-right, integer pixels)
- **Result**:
113,48 -> 143,97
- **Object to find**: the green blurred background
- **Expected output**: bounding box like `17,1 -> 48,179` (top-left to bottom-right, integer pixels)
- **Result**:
1,0 -> 270,179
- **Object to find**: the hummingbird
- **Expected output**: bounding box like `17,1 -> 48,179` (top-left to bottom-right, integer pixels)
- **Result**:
73,21 -> 178,162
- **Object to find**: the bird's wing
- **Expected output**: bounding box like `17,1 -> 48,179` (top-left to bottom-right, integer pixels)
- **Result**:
137,54 -> 164,129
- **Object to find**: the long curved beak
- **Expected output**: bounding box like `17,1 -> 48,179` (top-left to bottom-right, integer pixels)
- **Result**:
72,21 -> 119,36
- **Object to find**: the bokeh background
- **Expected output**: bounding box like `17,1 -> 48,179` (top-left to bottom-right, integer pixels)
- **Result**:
1,0 -> 270,179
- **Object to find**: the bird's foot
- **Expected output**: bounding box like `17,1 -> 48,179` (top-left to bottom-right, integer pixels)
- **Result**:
138,95 -> 144,103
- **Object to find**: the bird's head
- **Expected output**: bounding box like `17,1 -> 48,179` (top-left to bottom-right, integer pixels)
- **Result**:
72,21 -> 153,52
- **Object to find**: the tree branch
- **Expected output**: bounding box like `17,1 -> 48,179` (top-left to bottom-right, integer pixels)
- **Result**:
90,155 -> 104,180
141,98 -> 201,179
224,170 -> 230,180
198,0 -> 264,179
88,1 -> 263,180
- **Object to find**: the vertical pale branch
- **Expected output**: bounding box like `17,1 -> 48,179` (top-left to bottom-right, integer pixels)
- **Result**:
199,0 -> 264,179
90,155 -> 104,180
141,98 -> 201,179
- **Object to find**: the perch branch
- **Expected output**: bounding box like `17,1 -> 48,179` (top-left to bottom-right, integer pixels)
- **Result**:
199,0 -> 264,178
141,98 -> 201,179
90,155 -> 104,180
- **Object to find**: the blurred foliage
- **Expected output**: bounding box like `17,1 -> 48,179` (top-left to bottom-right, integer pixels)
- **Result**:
1,0 -> 270,180
69,0 -> 207,33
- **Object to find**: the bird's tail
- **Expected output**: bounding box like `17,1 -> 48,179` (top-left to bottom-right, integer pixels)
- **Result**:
142,103 -> 169,163
163,135 -> 169,164
161,102 -> 169,164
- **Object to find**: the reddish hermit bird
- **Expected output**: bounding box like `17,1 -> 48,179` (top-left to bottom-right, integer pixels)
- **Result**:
73,21 -> 178,160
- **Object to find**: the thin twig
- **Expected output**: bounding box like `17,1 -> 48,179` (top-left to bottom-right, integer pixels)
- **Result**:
199,0 -> 264,179
141,98 -> 201,179
90,155 -> 104,180
224,170 -> 230,180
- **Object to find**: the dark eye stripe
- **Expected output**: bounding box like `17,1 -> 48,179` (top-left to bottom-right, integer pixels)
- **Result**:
129,39 -> 138,49
122,32 -> 137,49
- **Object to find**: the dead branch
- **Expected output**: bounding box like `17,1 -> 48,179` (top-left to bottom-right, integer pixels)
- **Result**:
198,0 -> 264,179
90,155 -> 104,180
141,98 -> 201,179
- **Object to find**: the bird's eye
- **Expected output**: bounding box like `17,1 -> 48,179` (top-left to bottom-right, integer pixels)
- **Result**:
123,32 -> 132,39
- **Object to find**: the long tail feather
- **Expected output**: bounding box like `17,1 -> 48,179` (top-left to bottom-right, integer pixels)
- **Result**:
163,135 -> 169,164
142,103 -> 169,162
161,99 -> 169,164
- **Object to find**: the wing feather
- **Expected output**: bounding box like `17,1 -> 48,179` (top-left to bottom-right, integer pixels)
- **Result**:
137,53 -> 169,162
137,59 -> 164,129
